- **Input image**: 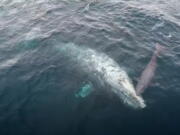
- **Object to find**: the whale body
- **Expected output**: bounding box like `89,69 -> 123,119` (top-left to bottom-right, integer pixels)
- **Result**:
56,43 -> 146,109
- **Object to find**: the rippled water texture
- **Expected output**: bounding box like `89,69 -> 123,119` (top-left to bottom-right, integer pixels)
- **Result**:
0,0 -> 180,135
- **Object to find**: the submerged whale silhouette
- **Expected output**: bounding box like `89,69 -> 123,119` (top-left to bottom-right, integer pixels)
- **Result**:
56,43 -> 145,109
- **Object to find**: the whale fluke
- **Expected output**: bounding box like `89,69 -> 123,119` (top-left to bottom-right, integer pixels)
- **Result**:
136,43 -> 164,95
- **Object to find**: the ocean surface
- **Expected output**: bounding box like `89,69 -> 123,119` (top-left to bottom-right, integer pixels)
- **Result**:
0,0 -> 180,135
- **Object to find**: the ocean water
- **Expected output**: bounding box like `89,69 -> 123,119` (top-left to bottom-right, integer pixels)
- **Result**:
0,0 -> 180,135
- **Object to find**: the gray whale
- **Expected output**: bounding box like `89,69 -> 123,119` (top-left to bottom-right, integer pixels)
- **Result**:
55,43 -> 146,109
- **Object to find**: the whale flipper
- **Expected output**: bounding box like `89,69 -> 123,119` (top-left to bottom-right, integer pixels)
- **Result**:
75,82 -> 93,98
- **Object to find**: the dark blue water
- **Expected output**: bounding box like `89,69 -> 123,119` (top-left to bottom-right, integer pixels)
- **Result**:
0,0 -> 180,135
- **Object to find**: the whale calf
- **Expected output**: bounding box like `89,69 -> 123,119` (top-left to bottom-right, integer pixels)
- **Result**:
56,43 -> 145,109
136,44 -> 164,95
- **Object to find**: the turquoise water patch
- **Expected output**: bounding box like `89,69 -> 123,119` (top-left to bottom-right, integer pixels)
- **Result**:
75,83 -> 93,98
16,39 -> 40,51
0,7 -> 5,17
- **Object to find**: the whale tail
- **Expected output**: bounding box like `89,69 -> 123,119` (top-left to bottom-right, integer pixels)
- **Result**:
155,43 -> 165,56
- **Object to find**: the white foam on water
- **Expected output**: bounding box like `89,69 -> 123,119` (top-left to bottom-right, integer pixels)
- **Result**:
25,27 -> 42,41
0,55 -> 21,70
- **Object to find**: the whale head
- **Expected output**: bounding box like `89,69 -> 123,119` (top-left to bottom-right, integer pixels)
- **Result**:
118,77 -> 146,109
118,89 -> 146,109
115,85 -> 146,109
108,74 -> 146,109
